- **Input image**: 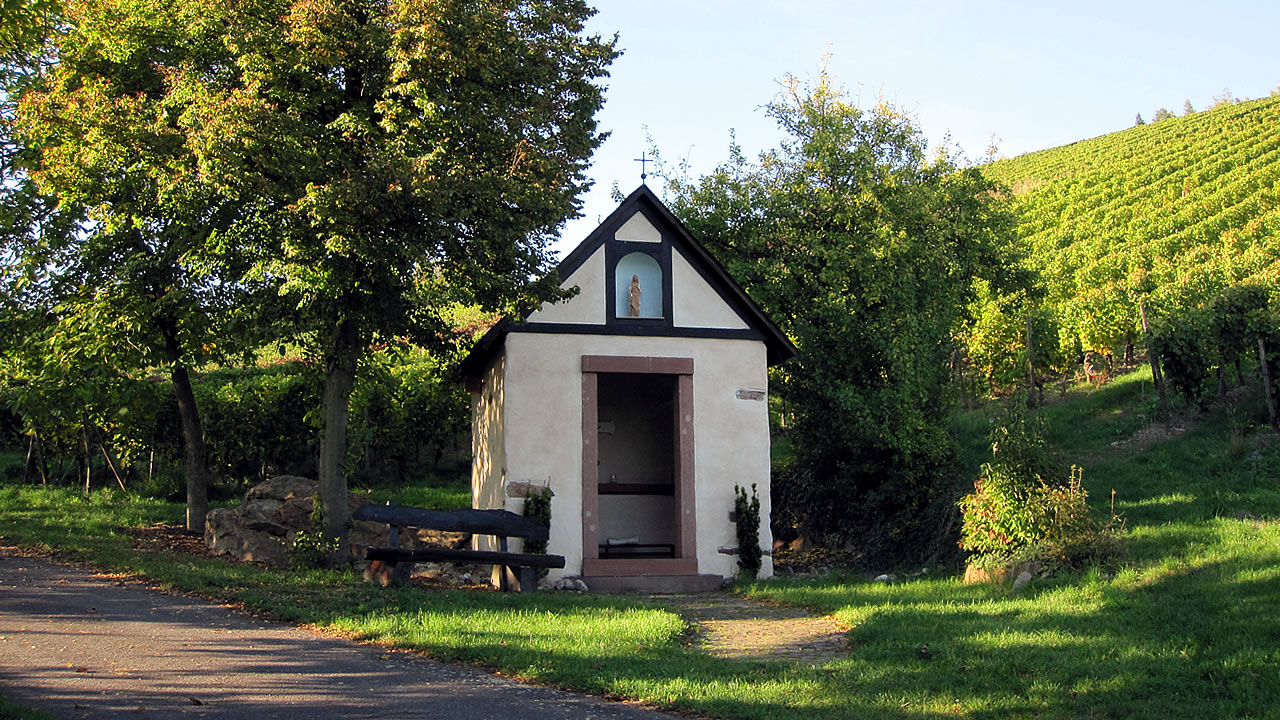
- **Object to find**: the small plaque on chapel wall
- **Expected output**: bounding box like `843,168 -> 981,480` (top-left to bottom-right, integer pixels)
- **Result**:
736,389 -> 766,401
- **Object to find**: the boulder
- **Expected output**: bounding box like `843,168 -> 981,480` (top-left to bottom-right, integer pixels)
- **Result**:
205,506 -> 290,568
1010,570 -> 1034,594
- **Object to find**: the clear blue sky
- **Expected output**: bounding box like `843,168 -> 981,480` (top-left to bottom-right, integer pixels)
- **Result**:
557,0 -> 1280,255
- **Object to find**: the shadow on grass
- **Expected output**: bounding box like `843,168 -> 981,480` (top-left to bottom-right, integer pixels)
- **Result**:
752,547 -> 1280,719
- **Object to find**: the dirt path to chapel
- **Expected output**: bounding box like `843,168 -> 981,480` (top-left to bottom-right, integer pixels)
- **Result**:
651,592 -> 848,664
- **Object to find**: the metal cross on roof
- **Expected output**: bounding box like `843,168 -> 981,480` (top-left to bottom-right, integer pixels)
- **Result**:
634,152 -> 650,184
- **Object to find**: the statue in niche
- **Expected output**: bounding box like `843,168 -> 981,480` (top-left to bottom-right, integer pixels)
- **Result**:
628,274 -> 642,317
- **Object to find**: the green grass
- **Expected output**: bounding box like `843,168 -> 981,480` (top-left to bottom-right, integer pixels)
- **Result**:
3,375 -> 1278,718
362,483 -> 471,511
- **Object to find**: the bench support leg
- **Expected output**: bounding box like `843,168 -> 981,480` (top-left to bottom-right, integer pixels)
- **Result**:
515,566 -> 538,593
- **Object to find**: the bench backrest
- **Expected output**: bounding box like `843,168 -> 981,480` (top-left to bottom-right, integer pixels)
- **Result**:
353,502 -> 549,542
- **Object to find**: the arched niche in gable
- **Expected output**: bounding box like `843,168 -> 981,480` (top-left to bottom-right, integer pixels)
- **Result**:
614,251 -> 663,319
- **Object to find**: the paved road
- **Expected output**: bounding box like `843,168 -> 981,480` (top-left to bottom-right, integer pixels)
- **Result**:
0,551 -> 678,720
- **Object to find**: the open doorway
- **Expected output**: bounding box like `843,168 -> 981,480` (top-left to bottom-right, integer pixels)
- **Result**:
595,372 -> 676,558
580,355 -> 696,577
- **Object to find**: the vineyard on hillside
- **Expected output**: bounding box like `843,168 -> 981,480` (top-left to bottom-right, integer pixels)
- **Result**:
967,95 -> 1280,400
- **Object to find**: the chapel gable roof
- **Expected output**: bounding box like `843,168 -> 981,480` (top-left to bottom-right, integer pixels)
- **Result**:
461,185 -> 795,378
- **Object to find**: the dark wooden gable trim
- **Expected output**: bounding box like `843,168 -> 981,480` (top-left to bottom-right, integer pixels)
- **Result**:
460,186 -> 796,382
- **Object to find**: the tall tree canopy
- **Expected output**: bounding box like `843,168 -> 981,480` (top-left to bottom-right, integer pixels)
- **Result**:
668,69 -> 1015,562
10,0 -> 616,548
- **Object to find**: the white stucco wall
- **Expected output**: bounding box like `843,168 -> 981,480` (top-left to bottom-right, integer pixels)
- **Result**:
495,333 -> 774,581
671,248 -> 750,331
614,211 -> 662,243
525,247 -> 606,325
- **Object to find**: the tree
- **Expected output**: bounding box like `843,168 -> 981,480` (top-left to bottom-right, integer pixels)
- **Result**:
1183,98 -> 1196,115
1134,112 -> 1145,126
667,67 -> 1014,563
11,1 -> 615,548
8,0 -> 282,531
50,0 -> 614,554
1153,107 -> 1174,122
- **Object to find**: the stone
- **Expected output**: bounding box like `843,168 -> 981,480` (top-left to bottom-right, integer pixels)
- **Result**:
1011,570 -> 1033,594
547,577 -> 589,592
414,562 -> 485,585
205,506 -> 290,568
963,564 -> 1003,585
963,560 -> 1043,587
873,573 -> 894,583
204,475 -> 388,568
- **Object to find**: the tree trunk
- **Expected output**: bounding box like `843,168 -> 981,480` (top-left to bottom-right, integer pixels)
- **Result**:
1139,299 -> 1170,420
1260,337 -> 1278,432
158,316 -> 210,534
319,316 -> 360,561
32,427 -> 48,484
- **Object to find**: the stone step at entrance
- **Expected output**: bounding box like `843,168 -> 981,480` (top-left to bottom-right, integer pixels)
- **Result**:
584,574 -> 724,593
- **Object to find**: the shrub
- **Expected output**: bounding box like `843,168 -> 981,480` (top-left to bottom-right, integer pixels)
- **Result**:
523,485 -> 553,580
522,485 -> 552,556
1151,309 -> 1211,407
734,483 -> 762,579
958,400 -> 1121,572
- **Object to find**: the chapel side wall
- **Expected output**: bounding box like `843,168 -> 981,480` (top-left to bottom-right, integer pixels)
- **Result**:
502,333 -> 773,581
470,352 -> 506,554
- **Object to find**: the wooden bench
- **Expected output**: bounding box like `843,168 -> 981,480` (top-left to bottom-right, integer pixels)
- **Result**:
353,502 -> 565,592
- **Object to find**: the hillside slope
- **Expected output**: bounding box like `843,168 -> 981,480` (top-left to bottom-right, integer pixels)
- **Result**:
983,96 -> 1280,354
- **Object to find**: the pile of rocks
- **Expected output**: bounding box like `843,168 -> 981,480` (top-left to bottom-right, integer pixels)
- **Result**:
204,475 -> 400,568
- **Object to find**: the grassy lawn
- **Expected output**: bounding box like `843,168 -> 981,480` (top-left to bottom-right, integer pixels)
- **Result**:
749,369 -> 1280,718
2,371 -> 1279,718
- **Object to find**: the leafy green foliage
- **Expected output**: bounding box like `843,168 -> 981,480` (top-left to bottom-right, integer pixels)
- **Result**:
5,0 -> 617,546
667,67 -> 1015,563
288,493 -> 339,569
1208,284 -> 1270,384
962,284 -> 1071,398
1150,309 -> 1211,407
1147,284 -> 1276,410
0,343 -> 469,499
733,483 -> 762,579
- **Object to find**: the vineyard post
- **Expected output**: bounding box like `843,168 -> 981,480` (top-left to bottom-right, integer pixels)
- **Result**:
1025,314 -> 1038,408
1259,337 -> 1278,432
1140,298 -> 1171,420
